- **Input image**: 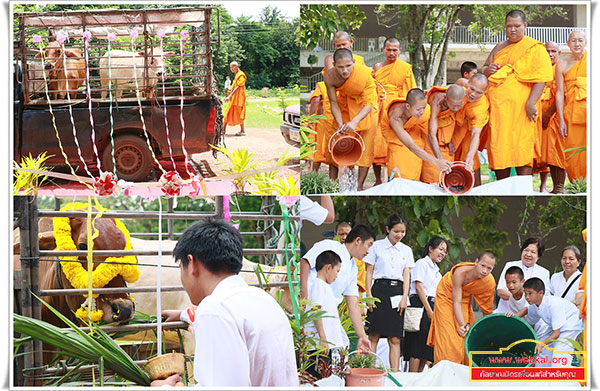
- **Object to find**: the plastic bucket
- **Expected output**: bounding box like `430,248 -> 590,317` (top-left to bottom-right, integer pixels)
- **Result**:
465,314 -> 537,367
328,131 -> 365,167
440,161 -> 475,194
345,368 -> 386,387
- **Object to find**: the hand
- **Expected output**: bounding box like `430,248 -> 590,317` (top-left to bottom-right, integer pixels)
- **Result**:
435,159 -> 453,173
300,287 -> 308,300
161,309 -> 182,322
487,62 -> 501,75
426,308 -> 434,320
366,293 -> 374,312
558,119 -> 568,138
457,324 -> 469,337
448,142 -> 456,156
319,341 -> 330,355
505,312 -> 514,318
526,101 -> 538,122
357,335 -> 372,352
398,297 -> 408,315
150,374 -> 182,387
534,344 -> 544,356
465,155 -> 474,169
340,120 -> 357,133
224,96 -> 231,102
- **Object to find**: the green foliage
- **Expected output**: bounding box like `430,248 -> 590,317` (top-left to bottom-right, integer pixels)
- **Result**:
468,5 -> 567,37
348,352 -> 375,369
565,178 -> 586,194
300,171 -> 340,195
300,113 -> 325,160
13,152 -> 53,195
337,296 -> 378,350
461,197 -> 511,260
299,5 -> 366,50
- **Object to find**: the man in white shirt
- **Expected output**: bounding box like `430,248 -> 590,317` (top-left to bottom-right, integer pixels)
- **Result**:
300,225 -> 376,352
155,219 -> 298,387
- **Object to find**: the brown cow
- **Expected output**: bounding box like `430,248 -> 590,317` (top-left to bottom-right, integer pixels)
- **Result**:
42,41 -> 85,100
14,214 -> 136,328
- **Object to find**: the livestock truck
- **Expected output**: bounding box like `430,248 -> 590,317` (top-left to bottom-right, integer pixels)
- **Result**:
14,7 -> 224,181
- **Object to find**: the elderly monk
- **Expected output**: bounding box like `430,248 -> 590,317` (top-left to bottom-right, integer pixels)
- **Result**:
482,10 -> 553,180
535,42 -> 567,193
456,61 -> 478,88
421,85 -> 466,183
372,37 -> 417,185
323,31 -> 365,74
381,88 -> 452,180
452,73 -> 490,186
223,61 -> 247,136
324,48 -> 378,190
307,81 -> 336,173
427,252 -> 496,365
556,30 -> 587,181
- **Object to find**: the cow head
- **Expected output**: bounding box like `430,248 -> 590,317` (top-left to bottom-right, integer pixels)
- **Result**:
43,41 -> 82,77
138,48 -> 175,81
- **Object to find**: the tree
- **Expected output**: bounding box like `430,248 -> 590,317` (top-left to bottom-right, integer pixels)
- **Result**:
298,4 -> 366,50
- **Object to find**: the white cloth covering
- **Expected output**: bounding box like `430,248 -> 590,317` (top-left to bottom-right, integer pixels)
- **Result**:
303,239 -> 358,304
305,277 -> 347,348
189,275 -> 298,386
409,255 -> 442,296
496,260 -> 551,313
363,237 -> 415,282
549,270 -> 583,302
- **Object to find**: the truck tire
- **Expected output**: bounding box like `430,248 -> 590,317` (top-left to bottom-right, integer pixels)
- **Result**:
102,134 -> 153,182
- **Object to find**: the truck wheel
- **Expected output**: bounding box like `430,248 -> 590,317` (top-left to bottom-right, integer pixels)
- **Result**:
102,134 -> 153,182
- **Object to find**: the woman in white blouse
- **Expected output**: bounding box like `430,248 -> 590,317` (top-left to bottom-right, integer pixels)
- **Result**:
549,245 -> 583,303
403,236 -> 448,372
364,214 -> 414,373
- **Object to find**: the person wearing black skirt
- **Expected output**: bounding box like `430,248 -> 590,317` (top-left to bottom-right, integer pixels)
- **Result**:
403,236 -> 448,372
364,214 -> 414,372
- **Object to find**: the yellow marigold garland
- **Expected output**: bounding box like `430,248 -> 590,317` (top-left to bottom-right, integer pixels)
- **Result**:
53,202 -> 140,321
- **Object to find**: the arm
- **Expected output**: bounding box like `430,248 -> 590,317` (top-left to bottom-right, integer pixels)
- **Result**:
326,81 -> 344,130
345,295 -> 372,352
341,105 -> 373,133
365,263 -> 374,311
415,281 -> 433,320
314,318 -> 330,351
300,259 -> 311,300
428,98 -> 444,159
398,267 -> 410,314
481,43 -> 504,77
536,329 -> 561,356
555,61 -> 567,138
319,196 -> 335,224
308,96 -> 321,116
451,269 -> 468,337
506,306 -> 528,318
526,82 -> 546,122
464,127 -> 482,168
542,101 -> 556,129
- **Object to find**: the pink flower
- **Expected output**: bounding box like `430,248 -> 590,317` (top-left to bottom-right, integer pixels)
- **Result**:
82,31 -> 92,42
277,195 -> 300,207
157,29 -> 166,39
56,33 -> 68,44
130,30 -> 139,40
190,174 -> 206,196
159,170 -> 183,196
180,30 -> 189,40
107,33 -> 116,41
33,35 -> 42,43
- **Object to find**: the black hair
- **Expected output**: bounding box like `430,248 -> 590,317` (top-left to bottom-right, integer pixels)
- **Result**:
505,266 -> 525,280
333,48 -> 353,63
561,245 -> 582,261
521,238 -> 545,258
386,214 -> 408,231
523,277 -> 545,293
316,250 -> 342,271
335,221 -> 351,232
460,61 -> 477,77
345,224 -> 375,244
478,250 -> 497,262
470,72 -> 489,87
384,37 -> 400,47
406,88 -> 426,105
173,218 -> 243,274
506,9 -> 527,24
422,236 -> 449,258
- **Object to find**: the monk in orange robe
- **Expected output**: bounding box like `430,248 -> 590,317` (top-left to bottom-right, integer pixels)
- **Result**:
482,10 -> 553,180
372,37 -> 417,185
323,31 -> 365,74
421,85 -> 466,183
307,82 -> 336,172
381,88 -> 451,180
556,30 -> 587,181
223,61 -> 247,136
452,73 -> 490,186
535,42 -> 567,193
427,252 -> 497,365
325,48 -> 378,190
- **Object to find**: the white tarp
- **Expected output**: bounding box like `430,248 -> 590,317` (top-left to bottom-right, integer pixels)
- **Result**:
313,360 -> 583,388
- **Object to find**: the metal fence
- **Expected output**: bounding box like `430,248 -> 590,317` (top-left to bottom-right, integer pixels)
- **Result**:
450,26 -> 587,45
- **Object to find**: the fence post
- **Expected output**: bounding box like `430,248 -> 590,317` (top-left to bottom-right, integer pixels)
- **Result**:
167,198 -> 174,240
215,196 -> 224,218
28,197 -> 43,377
17,196 -> 34,386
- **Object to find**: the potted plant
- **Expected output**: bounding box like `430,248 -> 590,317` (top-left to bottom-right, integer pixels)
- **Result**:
343,351 -> 387,387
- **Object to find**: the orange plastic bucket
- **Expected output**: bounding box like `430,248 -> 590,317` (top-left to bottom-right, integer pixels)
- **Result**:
328,130 -> 365,167
440,161 -> 475,194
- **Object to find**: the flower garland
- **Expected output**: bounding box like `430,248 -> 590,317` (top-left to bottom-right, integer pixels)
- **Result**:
53,202 -> 140,321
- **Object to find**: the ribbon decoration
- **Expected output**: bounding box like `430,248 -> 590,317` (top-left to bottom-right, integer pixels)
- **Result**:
159,170 -> 183,196
156,199 -> 163,355
94,171 -> 120,196
106,33 -> 118,176
280,199 -> 300,327
223,195 -> 231,222
84,196 -> 102,325
82,31 -> 103,172
156,29 -> 177,171
177,30 -> 197,180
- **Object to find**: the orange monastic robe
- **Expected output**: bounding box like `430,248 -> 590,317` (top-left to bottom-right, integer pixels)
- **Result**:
373,60 -> 417,166
307,82 -> 336,163
381,98 -> 431,180
421,86 -> 464,183
537,66 -> 566,170
223,70 -> 247,125
327,62 -> 379,168
355,257 -> 367,293
563,51 -> 587,180
487,37 -> 553,170
426,262 -> 496,365
452,95 -> 490,171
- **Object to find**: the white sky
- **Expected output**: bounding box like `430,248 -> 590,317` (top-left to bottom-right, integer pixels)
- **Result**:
218,1 -> 299,20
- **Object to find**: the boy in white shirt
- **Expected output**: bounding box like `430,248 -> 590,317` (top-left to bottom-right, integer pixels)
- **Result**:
508,277 -> 583,367
495,266 -> 528,313
305,250 -> 344,379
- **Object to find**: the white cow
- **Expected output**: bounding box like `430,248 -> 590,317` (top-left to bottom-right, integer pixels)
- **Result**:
99,48 -> 174,99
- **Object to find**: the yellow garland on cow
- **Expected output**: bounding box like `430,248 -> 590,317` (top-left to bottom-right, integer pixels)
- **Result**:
53,202 -> 140,321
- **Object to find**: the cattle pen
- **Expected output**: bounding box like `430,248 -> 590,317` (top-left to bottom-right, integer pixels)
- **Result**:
13,195 -> 300,386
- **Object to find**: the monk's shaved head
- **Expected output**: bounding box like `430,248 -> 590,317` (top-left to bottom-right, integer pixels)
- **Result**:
467,73 -> 489,102
470,72 -> 489,88
568,30 -> 587,42
447,84 -> 465,101
544,41 -> 561,65
506,9 -> 526,24
406,88 -> 426,105
333,48 -> 353,63
545,41 -> 559,51
334,31 -> 351,41
384,37 -> 400,46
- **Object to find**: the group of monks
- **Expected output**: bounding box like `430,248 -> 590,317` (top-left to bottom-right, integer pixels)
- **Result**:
306,10 -> 587,192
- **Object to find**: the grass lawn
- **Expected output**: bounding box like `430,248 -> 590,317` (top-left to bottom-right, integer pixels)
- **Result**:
242,97 -> 299,129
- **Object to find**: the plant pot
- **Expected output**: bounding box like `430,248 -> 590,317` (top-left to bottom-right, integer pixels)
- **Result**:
345,368 -> 386,387
143,353 -> 186,380
328,131 -> 365,167
440,161 -> 475,194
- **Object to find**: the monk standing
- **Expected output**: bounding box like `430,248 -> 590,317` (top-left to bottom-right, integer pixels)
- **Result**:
556,30 -> 587,181
421,85 -> 466,183
381,88 -> 452,180
372,37 -> 417,185
427,252 -> 497,365
456,61 -> 478,88
223,61 -> 247,136
536,42 -> 567,193
482,10 -> 553,180
452,73 -> 490,186
324,48 -> 378,190
323,31 -> 365,73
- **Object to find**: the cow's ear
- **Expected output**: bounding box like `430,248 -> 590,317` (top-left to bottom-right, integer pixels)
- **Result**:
64,49 -> 80,58
38,231 -> 57,250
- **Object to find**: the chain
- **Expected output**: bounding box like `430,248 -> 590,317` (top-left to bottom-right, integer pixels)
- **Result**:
211,71 -> 225,158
